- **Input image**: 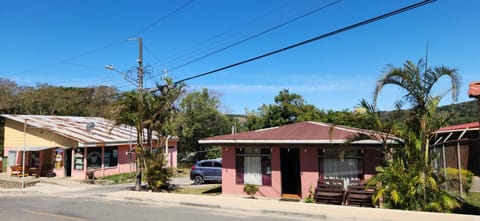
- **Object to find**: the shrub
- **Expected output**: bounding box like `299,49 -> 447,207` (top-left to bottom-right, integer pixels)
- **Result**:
305,184 -> 315,203
243,184 -> 259,198
441,168 -> 474,194
145,151 -> 173,192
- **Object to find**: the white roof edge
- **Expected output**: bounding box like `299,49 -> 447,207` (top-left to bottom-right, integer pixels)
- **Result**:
435,127 -> 479,134
79,141 -> 136,147
198,139 -> 385,145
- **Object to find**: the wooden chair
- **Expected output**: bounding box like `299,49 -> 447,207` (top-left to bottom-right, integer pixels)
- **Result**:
10,165 -> 21,177
11,165 -> 28,177
344,180 -> 375,207
314,178 -> 345,205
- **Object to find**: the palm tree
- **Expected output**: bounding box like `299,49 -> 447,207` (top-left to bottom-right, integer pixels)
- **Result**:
370,59 -> 461,211
374,59 -> 461,162
110,78 -> 184,191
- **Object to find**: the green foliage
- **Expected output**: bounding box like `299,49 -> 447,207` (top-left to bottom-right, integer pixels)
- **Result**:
0,78 -> 119,117
441,168 -> 474,194
369,159 -> 459,212
465,192 -> 480,208
245,89 -> 324,130
145,150 -> 173,192
100,172 -> 137,184
304,197 -> 315,203
243,184 -> 259,198
304,184 -> 316,203
109,77 -> 184,191
175,88 -> 231,160
205,147 -> 222,159
439,100 -> 479,125
368,59 -> 462,212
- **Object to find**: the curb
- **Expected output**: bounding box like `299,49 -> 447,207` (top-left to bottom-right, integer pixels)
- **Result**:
104,194 -> 333,220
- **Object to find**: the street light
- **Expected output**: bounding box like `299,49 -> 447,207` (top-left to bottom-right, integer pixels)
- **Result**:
105,65 -> 137,87
106,37 -> 144,191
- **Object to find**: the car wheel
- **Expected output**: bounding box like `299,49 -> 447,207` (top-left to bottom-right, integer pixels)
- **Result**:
193,175 -> 204,185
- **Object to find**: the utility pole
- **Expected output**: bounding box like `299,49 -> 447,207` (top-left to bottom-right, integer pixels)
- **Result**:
105,37 -> 145,191
137,37 -> 143,94
135,37 -> 144,191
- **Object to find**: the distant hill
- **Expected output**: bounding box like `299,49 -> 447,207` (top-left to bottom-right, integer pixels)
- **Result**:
439,100 -> 479,125
226,100 -> 480,129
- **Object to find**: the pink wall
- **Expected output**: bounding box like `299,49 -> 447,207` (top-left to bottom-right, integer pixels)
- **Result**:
300,147 -> 319,198
222,146 -> 282,198
165,140 -> 178,168
221,146 -> 383,199
70,145 -> 136,180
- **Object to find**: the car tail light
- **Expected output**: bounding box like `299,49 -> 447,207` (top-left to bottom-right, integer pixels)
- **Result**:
191,165 -> 196,170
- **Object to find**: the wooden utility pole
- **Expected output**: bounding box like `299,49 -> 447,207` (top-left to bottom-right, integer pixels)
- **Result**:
137,37 -> 143,94
135,37 -> 144,191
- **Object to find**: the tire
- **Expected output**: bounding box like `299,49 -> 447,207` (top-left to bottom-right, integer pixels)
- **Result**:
193,175 -> 204,185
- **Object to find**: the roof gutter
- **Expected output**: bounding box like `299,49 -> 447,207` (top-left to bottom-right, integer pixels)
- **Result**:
198,139 -> 387,145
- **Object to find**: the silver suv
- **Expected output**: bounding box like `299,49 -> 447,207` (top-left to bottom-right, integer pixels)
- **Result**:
190,159 -> 222,185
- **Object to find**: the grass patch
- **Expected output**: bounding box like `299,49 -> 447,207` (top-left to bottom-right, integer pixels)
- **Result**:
174,184 -> 221,195
100,172 -> 137,184
453,192 -> 480,215
466,192 -> 480,207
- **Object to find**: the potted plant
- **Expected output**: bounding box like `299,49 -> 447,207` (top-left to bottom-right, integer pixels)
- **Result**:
243,184 -> 259,199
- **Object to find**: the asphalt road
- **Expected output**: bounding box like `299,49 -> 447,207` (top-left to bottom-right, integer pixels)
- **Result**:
0,195 -> 310,221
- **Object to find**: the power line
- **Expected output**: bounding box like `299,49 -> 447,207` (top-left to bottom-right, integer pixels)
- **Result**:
6,1 -> 195,78
152,0 -> 316,71
164,0 -> 437,88
166,0 -> 342,73
129,0 -> 196,38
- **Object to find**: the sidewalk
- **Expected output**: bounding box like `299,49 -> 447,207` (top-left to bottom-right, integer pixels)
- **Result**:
101,190 -> 480,221
2,175 -> 479,221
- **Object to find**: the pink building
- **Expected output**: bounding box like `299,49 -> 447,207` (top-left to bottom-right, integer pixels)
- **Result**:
199,121 -> 393,200
2,114 -> 177,179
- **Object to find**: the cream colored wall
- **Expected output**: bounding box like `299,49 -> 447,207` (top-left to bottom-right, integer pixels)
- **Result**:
4,119 -> 78,150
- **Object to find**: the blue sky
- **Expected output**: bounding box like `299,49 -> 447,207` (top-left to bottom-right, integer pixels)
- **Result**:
1,0 -> 479,114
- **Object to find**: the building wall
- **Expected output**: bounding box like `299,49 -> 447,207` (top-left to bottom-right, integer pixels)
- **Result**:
363,149 -> 383,180
222,146 -> 282,198
3,119 -> 77,156
222,145 -> 383,199
299,147 -> 319,198
165,139 -> 178,168
70,145 -> 136,180
468,140 -> 480,175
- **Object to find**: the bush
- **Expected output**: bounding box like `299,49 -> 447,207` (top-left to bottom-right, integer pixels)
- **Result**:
304,184 -> 315,203
441,168 -> 474,194
243,184 -> 259,198
145,151 -> 173,192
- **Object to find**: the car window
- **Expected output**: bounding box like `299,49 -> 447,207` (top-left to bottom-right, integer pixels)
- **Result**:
213,162 -> 222,167
199,161 -> 211,167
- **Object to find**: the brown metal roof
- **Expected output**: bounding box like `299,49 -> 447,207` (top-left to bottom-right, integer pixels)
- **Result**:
199,121 -> 392,145
1,114 -> 150,147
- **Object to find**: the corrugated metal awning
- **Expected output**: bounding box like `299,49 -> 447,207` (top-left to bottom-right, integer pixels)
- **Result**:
8,146 -> 59,152
1,114 -> 152,147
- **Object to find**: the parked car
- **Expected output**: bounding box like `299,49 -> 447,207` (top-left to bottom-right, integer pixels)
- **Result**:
190,159 -> 222,185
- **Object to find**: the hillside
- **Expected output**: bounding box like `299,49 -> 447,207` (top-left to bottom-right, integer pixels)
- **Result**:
439,100 -> 479,125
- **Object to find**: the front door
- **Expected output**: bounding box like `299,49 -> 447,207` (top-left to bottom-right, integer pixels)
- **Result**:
280,148 -> 301,196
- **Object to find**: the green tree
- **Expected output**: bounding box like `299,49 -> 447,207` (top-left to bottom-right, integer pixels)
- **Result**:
245,89 -> 324,129
370,59 -> 461,211
175,88 -> 230,160
110,78 -> 184,191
